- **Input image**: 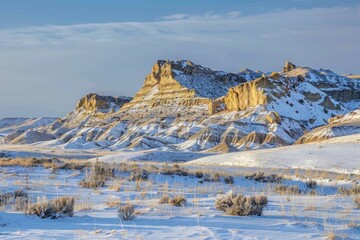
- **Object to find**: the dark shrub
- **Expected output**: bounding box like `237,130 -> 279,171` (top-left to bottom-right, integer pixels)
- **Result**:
118,204 -> 135,221
224,176 -> 234,185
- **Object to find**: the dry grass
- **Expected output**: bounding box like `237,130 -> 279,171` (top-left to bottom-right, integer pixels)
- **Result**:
338,184 -> 360,195
106,196 -> 121,208
159,194 -> 170,204
274,185 -> 301,195
354,196 -> 360,208
169,195 -> 186,207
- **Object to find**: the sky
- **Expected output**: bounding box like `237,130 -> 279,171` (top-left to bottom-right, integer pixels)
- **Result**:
0,0 -> 359,118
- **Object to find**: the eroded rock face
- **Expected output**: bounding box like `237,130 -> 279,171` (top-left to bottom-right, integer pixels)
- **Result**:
283,61 -> 296,72
77,93 -> 132,113
224,77 -> 270,111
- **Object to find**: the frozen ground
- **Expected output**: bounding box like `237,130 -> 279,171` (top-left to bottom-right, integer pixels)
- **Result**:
0,165 -> 359,239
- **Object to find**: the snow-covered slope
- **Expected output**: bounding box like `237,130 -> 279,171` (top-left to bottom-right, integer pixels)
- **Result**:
296,109 -> 360,144
3,60 -> 359,152
188,134 -> 360,174
0,117 -> 57,143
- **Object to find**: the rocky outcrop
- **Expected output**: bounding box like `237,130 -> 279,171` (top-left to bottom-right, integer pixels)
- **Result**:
77,93 -> 132,113
224,77 -> 270,111
282,61 -> 296,72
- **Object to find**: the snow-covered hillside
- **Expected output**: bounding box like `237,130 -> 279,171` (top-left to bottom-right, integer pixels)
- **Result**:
296,108 -> 360,144
188,134 -> 360,174
0,117 -> 57,143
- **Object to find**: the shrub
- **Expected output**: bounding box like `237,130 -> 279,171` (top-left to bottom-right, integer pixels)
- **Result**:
305,180 -> 317,189
195,171 -> 204,178
159,195 -> 170,204
215,192 -> 268,216
245,172 -> 282,183
79,162 -> 114,188
308,190 -> 317,196
127,170 -> 149,181
224,176 -> 234,185
354,196 -> 360,208
0,190 -> 28,208
118,204 -> 135,221
274,185 -> 301,195
338,184 -> 360,195
213,173 -> 221,182
160,164 -> 188,176
169,196 -> 186,207
26,196 -> 74,219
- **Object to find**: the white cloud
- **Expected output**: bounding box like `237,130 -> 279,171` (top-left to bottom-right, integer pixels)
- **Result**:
0,7 -> 359,117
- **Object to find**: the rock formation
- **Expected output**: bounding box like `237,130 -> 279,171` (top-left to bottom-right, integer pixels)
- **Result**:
282,60 -> 296,72
2,60 -> 359,152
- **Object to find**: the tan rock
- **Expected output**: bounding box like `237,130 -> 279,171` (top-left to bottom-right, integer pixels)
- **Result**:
224,77 -> 270,111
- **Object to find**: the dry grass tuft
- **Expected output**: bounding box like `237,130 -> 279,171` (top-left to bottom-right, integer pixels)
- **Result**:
338,184 -> 360,195
159,194 -> 170,204
274,185 -> 301,195
354,196 -> 360,208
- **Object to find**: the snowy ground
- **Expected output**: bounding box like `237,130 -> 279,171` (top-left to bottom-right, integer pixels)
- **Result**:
0,135 -> 359,239
0,163 -> 359,239
189,134 -> 360,175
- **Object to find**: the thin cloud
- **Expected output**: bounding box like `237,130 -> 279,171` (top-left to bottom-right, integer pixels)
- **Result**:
0,7 -> 359,117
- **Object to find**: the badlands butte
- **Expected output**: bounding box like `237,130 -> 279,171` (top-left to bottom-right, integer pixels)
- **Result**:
0,60 -> 359,152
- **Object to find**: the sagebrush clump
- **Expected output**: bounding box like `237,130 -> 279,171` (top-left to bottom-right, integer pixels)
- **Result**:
160,164 -> 188,176
79,162 -> 114,188
215,192 -> 268,216
245,172 -> 282,183
305,180 -> 317,189
169,195 -> 186,207
224,176 -> 234,185
26,196 -> 75,219
354,196 -> 360,208
118,204 -> 135,221
159,194 -> 170,204
127,169 -> 149,181
0,190 -> 28,208
274,185 -> 301,195
338,184 -> 360,195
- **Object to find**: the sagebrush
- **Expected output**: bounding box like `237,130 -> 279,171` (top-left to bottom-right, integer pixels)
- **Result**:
215,192 -> 268,216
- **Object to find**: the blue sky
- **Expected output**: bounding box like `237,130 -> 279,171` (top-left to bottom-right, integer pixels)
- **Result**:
1,0 -> 357,27
0,0 -> 359,118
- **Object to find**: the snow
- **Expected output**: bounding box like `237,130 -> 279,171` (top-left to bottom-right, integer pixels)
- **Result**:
91,149 -> 214,163
0,163 -> 359,239
189,134 -> 360,174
